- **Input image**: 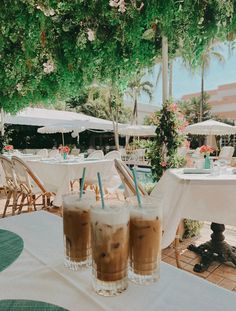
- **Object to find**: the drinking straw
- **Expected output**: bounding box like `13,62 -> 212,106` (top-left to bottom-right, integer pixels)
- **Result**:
79,167 -> 86,199
131,168 -> 142,208
97,172 -> 105,209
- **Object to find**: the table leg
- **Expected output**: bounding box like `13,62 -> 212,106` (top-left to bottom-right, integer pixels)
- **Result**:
188,222 -> 236,272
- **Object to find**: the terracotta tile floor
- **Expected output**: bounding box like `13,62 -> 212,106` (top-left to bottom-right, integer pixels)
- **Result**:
1,191 -> 236,293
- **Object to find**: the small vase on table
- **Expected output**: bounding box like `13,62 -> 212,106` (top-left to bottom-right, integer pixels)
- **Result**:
63,152 -> 67,160
204,154 -> 211,169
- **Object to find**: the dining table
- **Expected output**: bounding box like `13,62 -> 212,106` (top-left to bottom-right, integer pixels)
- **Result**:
151,167 -> 236,272
0,211 -> 236,311
27,158 -> 114,206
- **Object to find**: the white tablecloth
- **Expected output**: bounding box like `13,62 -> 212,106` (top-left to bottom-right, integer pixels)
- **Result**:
151,168 -> 236,248
27,159 -> 114,206
0,211 -> 235,311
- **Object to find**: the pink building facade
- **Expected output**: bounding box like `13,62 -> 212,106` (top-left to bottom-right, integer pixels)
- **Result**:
181,82 -> 236,121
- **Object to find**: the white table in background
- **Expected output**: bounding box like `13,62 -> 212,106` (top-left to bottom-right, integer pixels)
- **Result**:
0,211 -> 235,311
151,168 -> 236,249
27,159 -> 114,206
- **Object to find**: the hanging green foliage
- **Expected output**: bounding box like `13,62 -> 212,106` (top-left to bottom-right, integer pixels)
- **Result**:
0,0 -> 235,112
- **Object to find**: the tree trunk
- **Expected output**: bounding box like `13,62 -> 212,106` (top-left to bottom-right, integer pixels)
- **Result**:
200,63 -> 204,122
162,36 -> 169,105
1,108 -> 4,136
169,60 -> 173,98
114,105 -> 119,151
132,93 -> 138,125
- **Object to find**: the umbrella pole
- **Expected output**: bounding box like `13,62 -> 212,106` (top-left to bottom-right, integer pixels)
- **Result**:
62,133 -> 65,146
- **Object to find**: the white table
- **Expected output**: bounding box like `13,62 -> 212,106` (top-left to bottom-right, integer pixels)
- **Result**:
151,168 -> 236,271
0,211 -> 236,311
27,159 -> 114,206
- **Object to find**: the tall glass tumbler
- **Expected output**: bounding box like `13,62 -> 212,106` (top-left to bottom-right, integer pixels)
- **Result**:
91,203 -> 129,296
62,193 -> 94,270
128,197 -> 162,285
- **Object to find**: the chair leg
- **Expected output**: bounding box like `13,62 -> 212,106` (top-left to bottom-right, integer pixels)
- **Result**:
18,193 -> 27,214
174,225 -> 182,269
12,191 -> 18,216
32,194 -> 37,211
27,195 -> 34,212
2,190 -> 12,218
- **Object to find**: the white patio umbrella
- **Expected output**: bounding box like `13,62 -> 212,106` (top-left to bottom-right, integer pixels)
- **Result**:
37,122 -> 87,145
185,119 -> 236,136
118,125 -> 157,137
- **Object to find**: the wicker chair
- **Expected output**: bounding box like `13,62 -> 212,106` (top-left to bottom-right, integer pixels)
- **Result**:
114,159 -> 182,269
0,155 -> 21,217
11,156 -> 54,213
87,150 -> 104,159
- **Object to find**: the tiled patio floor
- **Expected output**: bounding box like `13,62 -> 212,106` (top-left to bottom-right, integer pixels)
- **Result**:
1,191 -> 236,293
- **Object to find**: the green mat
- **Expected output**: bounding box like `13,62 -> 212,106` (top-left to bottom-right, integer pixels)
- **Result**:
0,229 -> 24,272
0,300 -> 68,310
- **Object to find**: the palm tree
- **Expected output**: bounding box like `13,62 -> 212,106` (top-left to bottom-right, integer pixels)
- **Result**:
126,71 -> 153,124
86,83 -> 128,150
199,43 -> 224,122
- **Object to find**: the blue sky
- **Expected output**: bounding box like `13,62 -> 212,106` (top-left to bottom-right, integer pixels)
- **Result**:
140,42 -> 236,106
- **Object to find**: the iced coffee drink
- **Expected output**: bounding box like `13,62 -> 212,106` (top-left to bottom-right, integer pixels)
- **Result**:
63,193 -> 93,270
129,199 -> 162,284
91,203 -> 129,296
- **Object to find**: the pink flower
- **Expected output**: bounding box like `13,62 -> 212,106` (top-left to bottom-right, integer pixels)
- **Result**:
199,145 -> 214,155
59,146 -> 70,154
4,145 -> 13,151
161,161 -> 167,167
167,103 -> 177,112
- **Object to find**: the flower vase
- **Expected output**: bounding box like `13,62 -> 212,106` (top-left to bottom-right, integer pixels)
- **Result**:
204,155 -> 211,169
63,152 -> 67,160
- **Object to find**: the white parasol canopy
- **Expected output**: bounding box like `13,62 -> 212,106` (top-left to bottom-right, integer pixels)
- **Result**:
37,122 -> 87,146
118,125 -> 157,137
185,119 -> 236,136
5,107 -> 118,131
37,122 -> 86,134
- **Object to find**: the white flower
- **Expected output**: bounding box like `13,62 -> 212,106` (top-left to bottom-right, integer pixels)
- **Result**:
43,59 -> 55,74
109,0 -> 126,13
109,0 -> 119,8
87,28 -> 95,42
118,1 -> 126,13
36,4 -> 55,16
16,83 -> 23,91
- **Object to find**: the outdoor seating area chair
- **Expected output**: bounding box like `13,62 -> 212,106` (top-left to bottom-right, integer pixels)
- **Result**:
87,150 -> 104,159
114,158 -> 181,269
0,156 -> 21,217
218,146 -> 234,163
11,156 -> 54,213
104,150 -> 121,160
114,159 -> 147,198
36,149 -> 48,157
